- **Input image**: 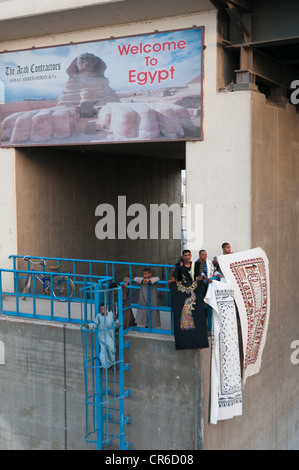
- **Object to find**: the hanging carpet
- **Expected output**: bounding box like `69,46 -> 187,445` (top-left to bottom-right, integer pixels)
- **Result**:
169,280 -> 209,350
205,280 -> 242,424
218,247 -> 270,383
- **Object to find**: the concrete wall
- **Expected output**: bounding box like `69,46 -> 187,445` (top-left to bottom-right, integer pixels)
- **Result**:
0,317 -> 89,450
0,149 -> 17,291
15,147 -> 182,269
0,316 -> 202,450
124,332 -> 202,450
186,90 -> 252,260
0,148 -> 16,263
185,11 -> 252,261
199,95 -> 299,450
0,0 -> 113,20
251,94 -> 299,450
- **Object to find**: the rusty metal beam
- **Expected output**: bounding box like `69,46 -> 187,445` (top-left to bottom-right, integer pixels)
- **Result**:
212,0 -> 251,12
224,35 -> 299,49
233,47 -> 298,92
226,2 -> 251,41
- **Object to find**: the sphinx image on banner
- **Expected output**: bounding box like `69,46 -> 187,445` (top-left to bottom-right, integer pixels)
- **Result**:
218,247 -> 270,383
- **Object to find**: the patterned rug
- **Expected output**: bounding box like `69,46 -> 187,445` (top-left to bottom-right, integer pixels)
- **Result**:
218,247 -> 270,383
205,280 -> 242,424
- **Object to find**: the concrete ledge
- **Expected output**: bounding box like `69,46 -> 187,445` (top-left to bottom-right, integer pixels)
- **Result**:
0,314 -> 202,450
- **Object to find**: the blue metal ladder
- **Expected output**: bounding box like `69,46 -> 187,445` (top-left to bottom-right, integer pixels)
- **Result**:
80,279 -> 131,450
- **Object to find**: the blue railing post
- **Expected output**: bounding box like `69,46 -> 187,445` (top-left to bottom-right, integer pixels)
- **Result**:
148,282 -> 152,331
94,280 -> 103,450
117,286 -> 126,449
0,271 -> 2,313
95,336 -> 103,450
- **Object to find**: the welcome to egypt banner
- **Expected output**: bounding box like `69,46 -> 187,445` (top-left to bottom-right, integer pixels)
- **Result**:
0,27 -> 203,147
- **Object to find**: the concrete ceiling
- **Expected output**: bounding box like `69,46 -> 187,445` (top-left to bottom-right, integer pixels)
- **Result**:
53,141 -> 186,161
0,0 -> 214,43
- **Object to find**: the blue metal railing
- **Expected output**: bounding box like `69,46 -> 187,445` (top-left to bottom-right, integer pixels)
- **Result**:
0,264 -> 109,324
3,255 -> 174,332
1,255 -> 213,450
1,255 -> 176,451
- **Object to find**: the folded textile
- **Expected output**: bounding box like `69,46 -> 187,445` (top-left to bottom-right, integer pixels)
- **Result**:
205,280 -> 242,424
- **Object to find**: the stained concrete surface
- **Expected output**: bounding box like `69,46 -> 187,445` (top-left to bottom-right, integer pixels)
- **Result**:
0,313 -> 200,450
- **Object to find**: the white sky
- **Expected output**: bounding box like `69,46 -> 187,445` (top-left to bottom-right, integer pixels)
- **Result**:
0,28 -> 202,101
